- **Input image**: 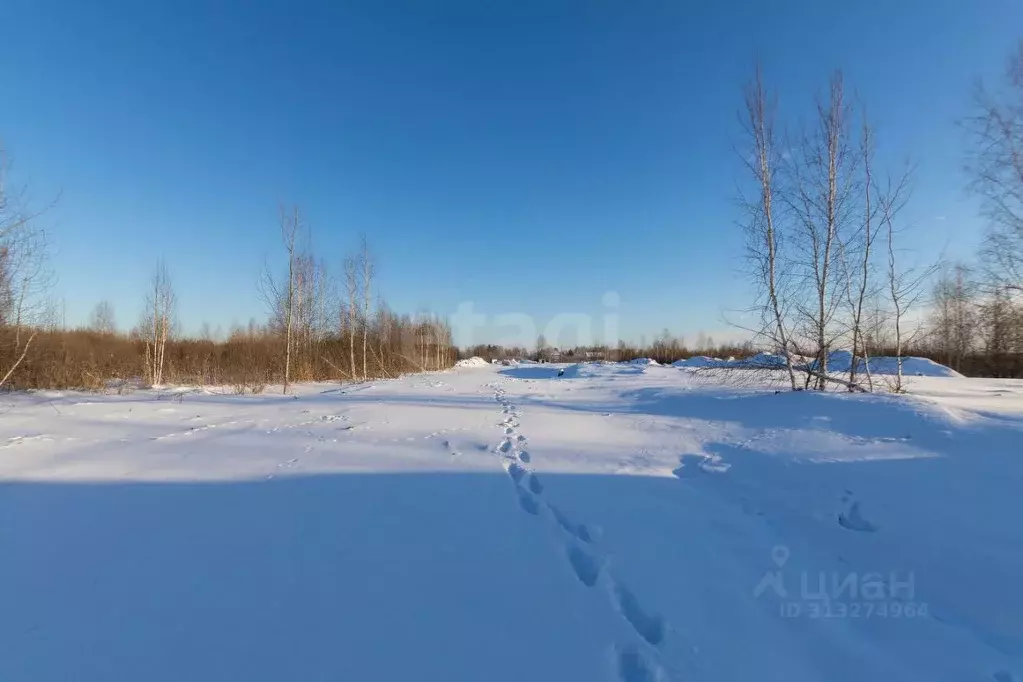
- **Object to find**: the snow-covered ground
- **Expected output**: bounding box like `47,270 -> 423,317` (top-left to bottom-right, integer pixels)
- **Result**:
2,363 -> 1021,681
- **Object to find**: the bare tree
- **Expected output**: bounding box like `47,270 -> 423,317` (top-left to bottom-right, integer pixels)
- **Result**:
359,235 -> 373,380
785,71 -> 856,389
843,114 -> 882,389
343,254 -> 360,380
88,300 -> 117,334
0,146 -> 54,389
881,171 -> 934,392
535,333 -> 547,362
965,41 -> 1023,292
861,297 -> 891,355
738,65 -> 798,390
140,260 -> 176,386
976,284 -> 1018,373
929,263 -> 976,372
259,206 -> 301,394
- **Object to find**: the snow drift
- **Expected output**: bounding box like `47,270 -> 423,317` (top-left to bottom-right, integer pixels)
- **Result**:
672,350 -> 962,378
803,350 -> 963,378
672,356 -> 724,368
627,357 -> 661,366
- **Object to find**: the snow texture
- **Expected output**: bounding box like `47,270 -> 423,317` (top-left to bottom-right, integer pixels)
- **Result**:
2,363 -> 1021,681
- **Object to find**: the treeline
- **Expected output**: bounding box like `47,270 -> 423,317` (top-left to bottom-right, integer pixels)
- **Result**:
920,264 -> 1023,378
0,188 -> 456,390
464,336 -> 757,366
2,314 -> 456,392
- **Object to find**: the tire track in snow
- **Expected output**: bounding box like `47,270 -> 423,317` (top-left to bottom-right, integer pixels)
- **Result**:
488,381 -> 676,681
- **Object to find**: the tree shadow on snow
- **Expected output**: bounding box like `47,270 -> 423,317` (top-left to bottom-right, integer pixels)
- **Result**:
2,459 -> 1020,681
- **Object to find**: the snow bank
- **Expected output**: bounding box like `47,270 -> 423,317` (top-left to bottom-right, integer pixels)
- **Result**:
673,349 -> 962,378
455,356 -> 488,368
676,352 -> 787,370
868,356 -> 963,378
627,357 -> 661,366
804,350 -> 963,378
729,352 -> 789,368
672,356 -> 725,368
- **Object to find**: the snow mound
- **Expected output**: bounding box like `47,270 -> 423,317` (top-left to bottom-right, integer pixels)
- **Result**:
869,356 -> 963,378
627,358 -> 661,366
455,357 -> 488,368
804,350 -> 963,378
672,356 -> 725,368
731,352 -> 789,369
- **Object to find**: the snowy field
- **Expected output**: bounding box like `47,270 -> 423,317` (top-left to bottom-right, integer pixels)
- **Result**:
2,362 -> 1022,681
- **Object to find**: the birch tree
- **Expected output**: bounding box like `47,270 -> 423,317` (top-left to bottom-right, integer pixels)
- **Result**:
786,71 -> 856,388
738,65 -> 798,389
343,254 -> 359,380
965,40 -> 1023,292
259,206 -> 301,393
881,171 -> 933,392
88,300 -> 117,334
140,260 -> 176,387
841,115 -> 882,390
359,235 -> 373,380
0,146 -> 54,389
930,264 -> 976,372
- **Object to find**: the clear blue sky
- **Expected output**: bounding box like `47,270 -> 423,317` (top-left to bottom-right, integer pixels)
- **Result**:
1,0 -> 1019,346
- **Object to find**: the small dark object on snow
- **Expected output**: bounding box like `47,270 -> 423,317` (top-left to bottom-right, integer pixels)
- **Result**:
557,369 -> 565,377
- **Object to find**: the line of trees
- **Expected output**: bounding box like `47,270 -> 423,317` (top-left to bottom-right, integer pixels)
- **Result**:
464,334 -> 756,366
918,42 -> 1023,379
0,156 -> 456,390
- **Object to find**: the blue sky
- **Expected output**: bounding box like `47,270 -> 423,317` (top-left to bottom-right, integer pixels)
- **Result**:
1,0 -> 1019,346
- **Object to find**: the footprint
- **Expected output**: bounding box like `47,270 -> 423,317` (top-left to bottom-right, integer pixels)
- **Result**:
673,453 -> 730,478
567,545 -> 601,587
617,646 -> 655,682
505,427 -> 515,435
528,474 -> 544,494
550,505 -> 592,543
614,583 -> 665,646
518,450 -> 531,464
498,440 -> 513,454
506,461 -> 527,485
517,488 -> 539,515
516,434 -> 526,442
838,501 -> 878,532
